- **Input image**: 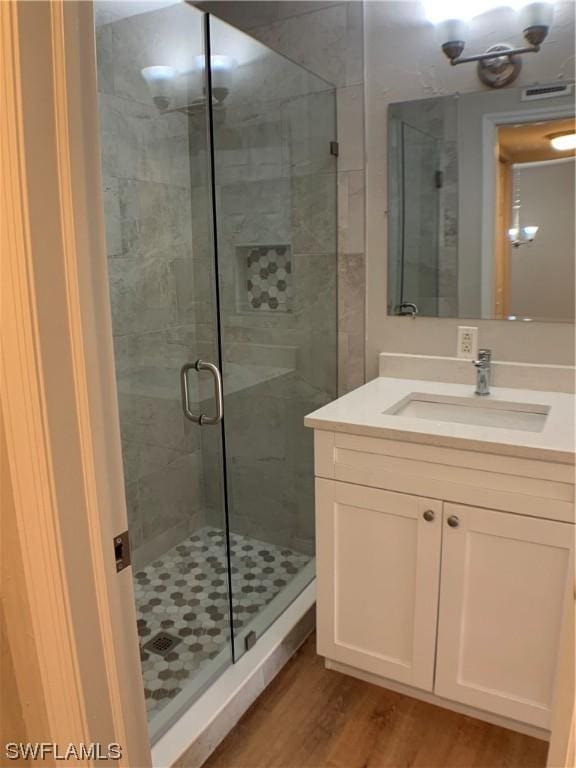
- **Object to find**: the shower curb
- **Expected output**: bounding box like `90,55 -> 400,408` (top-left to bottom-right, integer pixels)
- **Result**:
152,584 -> 316,768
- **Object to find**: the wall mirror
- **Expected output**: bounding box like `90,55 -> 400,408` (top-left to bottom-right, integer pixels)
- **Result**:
387,83 -> 575,322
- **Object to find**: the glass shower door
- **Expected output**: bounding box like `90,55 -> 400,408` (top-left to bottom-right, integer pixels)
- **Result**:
95,1 -> 233,736
208,16 -> 338,658
96,1 -> 338,738
400,122 -> 441,316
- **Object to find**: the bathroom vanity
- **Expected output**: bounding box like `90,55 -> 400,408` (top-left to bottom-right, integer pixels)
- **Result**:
305,356 -> 575,738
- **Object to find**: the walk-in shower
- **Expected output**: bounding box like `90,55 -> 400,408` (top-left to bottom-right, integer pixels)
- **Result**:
94,0 -> 337,741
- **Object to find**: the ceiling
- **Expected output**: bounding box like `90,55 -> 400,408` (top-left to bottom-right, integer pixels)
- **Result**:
498,117 -> 576,163
94,0 -> 181,27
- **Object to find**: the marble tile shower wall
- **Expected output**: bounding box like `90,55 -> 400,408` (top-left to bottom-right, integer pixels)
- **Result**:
192,46 -> 339,554
197,0 -> 366,395
97,7 -> 213,568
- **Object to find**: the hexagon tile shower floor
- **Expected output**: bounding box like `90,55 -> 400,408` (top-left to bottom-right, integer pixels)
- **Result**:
134,527 -> 311,718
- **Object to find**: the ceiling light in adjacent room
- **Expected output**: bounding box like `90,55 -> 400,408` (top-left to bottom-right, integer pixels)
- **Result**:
508,168 -> 539,248
549,132 -> 576,151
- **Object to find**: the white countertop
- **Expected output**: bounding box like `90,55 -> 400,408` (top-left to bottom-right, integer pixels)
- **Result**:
305,377 -> 575,464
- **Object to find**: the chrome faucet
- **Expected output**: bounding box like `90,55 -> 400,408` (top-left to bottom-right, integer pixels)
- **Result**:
398,302 -> 419,317
472,348 -> 492,396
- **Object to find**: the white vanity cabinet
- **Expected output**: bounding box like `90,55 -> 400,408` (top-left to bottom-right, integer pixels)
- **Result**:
434,502 -> 573,728
315,480 -> 442,691
312,429 -> 574,734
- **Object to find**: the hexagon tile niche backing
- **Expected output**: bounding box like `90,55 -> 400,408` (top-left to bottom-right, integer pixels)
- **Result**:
242,245 -> 293,312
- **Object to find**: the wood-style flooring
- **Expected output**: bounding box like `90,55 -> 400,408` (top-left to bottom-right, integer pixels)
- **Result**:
202,635 -> 548,768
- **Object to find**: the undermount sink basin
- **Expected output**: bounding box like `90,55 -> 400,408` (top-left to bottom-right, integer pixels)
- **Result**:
385,393 -> 550,432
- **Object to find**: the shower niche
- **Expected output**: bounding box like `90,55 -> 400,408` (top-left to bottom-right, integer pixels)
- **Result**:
236,245 -> 293,313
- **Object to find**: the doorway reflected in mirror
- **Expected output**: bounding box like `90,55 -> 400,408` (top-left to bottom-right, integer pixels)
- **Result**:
495,117 -> 575,321
387,83 -> 575,322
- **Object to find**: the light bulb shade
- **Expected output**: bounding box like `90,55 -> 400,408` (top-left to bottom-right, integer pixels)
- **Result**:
508,227 -> 519,241
140,66 -> 177,108
522,225 -> 539,239
194,54 -> 237,95
141,65 -> 177,85
549,132 -> 576,151
211,55 -> 238,72
194,54 -> 237,72
518,1 -> 554,31
435,17 -> 469,46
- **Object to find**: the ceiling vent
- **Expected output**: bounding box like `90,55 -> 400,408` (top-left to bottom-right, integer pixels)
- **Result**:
521,83 -> 573,101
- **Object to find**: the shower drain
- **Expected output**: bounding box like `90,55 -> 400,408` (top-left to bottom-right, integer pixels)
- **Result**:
143,631 -> 182,657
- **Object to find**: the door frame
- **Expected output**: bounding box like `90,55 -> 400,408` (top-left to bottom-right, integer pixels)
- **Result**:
480,105 -> 574,317
1,2 -> 150,764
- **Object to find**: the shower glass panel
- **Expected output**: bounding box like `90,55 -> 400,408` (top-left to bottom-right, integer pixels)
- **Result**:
95,2 -> 233,733
208,16 -> 338,657
400,123 -> 441,316
95,0 -> 337,741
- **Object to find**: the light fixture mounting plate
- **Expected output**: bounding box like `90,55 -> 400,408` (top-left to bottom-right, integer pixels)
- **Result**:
477,44 -> 522,88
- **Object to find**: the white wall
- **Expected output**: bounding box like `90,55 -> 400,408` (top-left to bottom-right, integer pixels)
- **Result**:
510,160 -> 575,321
365,0 -> 576,379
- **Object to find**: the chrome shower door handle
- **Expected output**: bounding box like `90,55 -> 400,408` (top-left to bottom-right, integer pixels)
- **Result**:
180,360 -> 223,426
199,360 -> 224,425
180,362 -> 201,424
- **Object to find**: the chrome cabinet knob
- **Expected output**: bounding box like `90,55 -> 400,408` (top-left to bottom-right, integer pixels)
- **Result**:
447,515 -> 460,528
422,509 -> 435,522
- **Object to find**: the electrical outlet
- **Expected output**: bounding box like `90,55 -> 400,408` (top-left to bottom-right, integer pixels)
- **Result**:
457,326 -> 478,359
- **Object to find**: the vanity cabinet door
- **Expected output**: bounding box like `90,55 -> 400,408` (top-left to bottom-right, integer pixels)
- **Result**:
315,478 -> 442,691
435,503 -> 574,729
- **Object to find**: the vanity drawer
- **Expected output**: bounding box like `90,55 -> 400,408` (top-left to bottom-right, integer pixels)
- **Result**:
314,431 -> 575,523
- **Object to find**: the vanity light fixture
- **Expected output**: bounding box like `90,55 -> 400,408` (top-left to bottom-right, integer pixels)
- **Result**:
141,55 -> 237,112
549,131 -> 576,151
507,167 -> 539,248
426,0 -> 555,88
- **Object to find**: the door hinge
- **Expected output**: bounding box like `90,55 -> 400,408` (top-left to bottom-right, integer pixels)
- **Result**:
330,141 -> 339,157
244,630 -> 257,652
435,170 -> 444,188
114,530 -> 131,572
